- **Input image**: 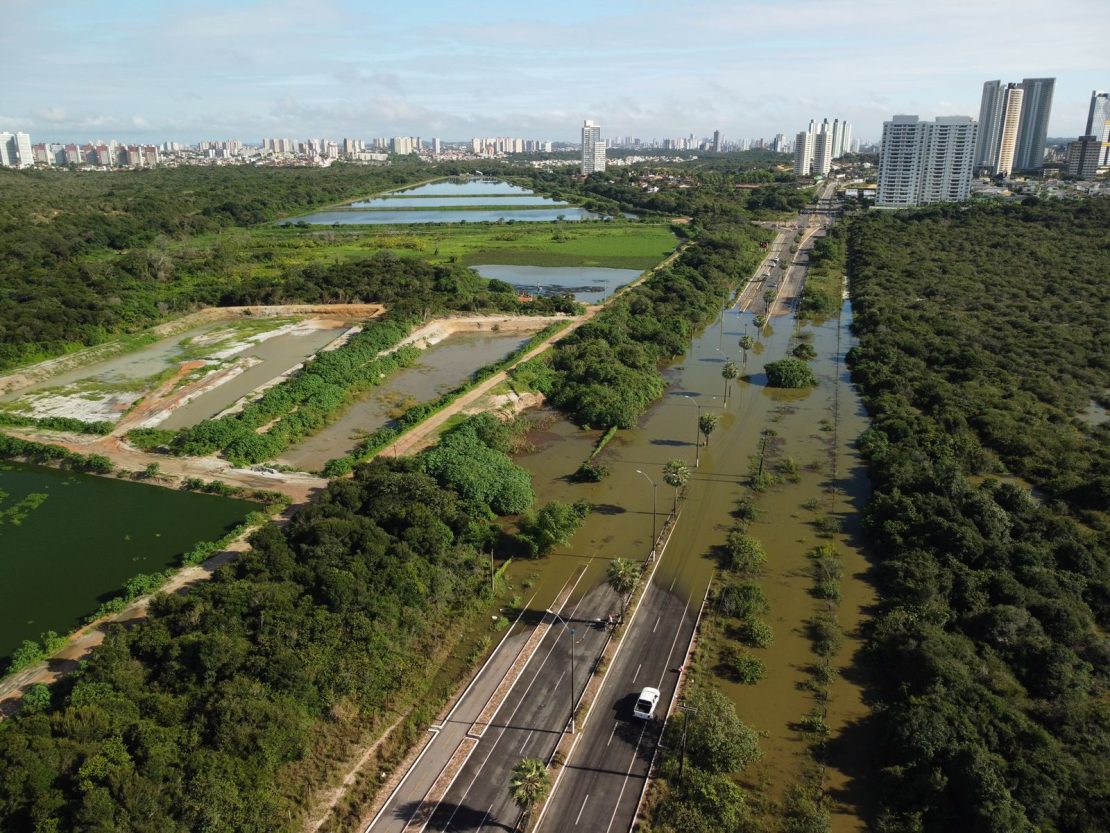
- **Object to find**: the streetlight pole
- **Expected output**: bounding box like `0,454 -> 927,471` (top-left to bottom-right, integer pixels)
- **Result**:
546,609 -> 577,734
635,469 -> 658,559
683,394 -> 701,468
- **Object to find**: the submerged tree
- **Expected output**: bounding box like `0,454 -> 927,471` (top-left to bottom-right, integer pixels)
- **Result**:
663,459 -> 691,514
699,412 -> 720,446
721,359 -> 738,404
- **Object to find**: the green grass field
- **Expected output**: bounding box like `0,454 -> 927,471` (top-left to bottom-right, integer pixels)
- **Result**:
203,221 -> 678,277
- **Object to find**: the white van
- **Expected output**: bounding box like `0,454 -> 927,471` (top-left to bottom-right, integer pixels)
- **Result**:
633,687 -> 661,720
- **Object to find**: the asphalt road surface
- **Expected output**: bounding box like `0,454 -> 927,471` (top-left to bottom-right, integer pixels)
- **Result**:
420,581 -> 622,833
537,578 -> 700,833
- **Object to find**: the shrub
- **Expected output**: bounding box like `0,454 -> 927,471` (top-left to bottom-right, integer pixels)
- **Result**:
765,358 -> 817,388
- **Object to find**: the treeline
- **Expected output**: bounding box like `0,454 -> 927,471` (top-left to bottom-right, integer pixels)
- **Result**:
798,223 -> 845,319
0,414 -> 542,831
846,199 -> 1110,832
515,216 -> 768,428
526,164 -> 807,219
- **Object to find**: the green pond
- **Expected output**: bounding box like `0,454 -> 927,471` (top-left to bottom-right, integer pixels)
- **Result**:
0,461 -> 258,666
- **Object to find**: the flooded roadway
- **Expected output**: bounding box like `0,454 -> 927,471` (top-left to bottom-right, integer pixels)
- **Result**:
507,252 -> 875,827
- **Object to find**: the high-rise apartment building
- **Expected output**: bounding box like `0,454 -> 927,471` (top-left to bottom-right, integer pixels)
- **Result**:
794,130 -> 814,175
793,118 -> 852,176
1085,90 -> 1110,167
975,81 -> 1024,175
0,132 -> 35,167
1086,90 -> 1110,141
995,84 -> 1024,177
1065,136 -> 1102,179
877,115 -> 977,208
1013,77 -> 1055,172
581,120 -> 605,174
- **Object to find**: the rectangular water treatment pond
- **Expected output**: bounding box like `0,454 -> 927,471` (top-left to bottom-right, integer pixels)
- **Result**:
276,328 -> 535,472
286,177 -> 601,225
0,461 -> 258,667
0,317 -> 352,430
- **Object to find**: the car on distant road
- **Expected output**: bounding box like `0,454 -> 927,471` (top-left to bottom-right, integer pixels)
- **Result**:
633,687 -> 661,720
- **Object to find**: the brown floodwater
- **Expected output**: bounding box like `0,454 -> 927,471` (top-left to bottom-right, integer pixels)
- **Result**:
507,300 -> 877,828
276,329 -> 535,472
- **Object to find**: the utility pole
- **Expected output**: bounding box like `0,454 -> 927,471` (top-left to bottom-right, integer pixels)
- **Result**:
679,701 -> 699,783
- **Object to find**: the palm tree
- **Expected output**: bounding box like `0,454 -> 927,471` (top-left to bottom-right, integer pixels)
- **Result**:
662,459 -> 690,515
607,558 -> 639,618
699,412 -> 720,447
721,359 -> 738,404
509,757 -> 550,828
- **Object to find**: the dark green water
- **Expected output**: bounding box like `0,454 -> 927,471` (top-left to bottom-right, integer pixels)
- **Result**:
0,461 -> 257,665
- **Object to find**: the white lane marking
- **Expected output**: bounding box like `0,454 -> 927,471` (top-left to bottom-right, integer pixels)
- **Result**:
474,804 -> 494,833
607,721 -> 619,747
658,597 -> 692,689
575,795 -> 590,825
520,729 -> 534,754
652,615 -> 661,633
436,588 -> 591,831
603,724 -> 649,833
632,663 -> 641,682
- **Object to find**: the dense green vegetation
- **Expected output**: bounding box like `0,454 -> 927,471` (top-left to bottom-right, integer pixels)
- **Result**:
765,358 -> 818,388
798,224 -> 845,319
0,414 -> 543,831
846,199 -> 1110,833
0,163 -> 432,369
0,163 -> 583,373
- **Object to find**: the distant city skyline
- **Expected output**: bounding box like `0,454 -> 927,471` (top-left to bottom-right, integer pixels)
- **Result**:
2,0 -> 1103,144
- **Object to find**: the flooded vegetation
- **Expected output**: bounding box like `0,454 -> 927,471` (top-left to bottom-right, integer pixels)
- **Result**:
501,295 -> 876,827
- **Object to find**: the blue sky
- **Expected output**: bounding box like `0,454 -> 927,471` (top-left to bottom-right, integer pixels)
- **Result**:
2,0 -> 1104,144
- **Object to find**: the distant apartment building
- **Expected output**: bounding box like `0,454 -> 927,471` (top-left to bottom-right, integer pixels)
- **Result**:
793,117 -> 851,176
975,81 -> 1024,175
877,115 -> 977,208
1065,136 -> 1102,179
1085,90 -> 1110,166
1013,77 -> 1055,172
581,119 -> 606,174
0,131 -> 35,167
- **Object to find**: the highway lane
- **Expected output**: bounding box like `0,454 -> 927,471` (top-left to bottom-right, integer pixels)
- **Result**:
536,578 -> 701,833
422,581 -> 622,833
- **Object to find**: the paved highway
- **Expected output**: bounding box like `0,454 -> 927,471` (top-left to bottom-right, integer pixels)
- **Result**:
536,577 -> 701,833
421,581 -> 622,833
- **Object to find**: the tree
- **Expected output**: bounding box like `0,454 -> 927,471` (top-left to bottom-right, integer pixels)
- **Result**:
698,412 -> 720,446
765,358 -> 817,389
607,558 -> 639,616
517,500 -> 591,557
662,459 -> 690,514
509,757 -> 550,824
682,689 -> 762,773
721,359 -> 738,404
724,531 -> 766,575
739,335 -> 755,351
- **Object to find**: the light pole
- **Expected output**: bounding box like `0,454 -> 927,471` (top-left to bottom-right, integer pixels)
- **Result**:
546,609 -> 577,734
682,394 -> 702,468
635,469 -> 658,559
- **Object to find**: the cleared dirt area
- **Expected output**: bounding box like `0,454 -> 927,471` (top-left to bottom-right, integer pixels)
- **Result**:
0,303 -> 385,398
